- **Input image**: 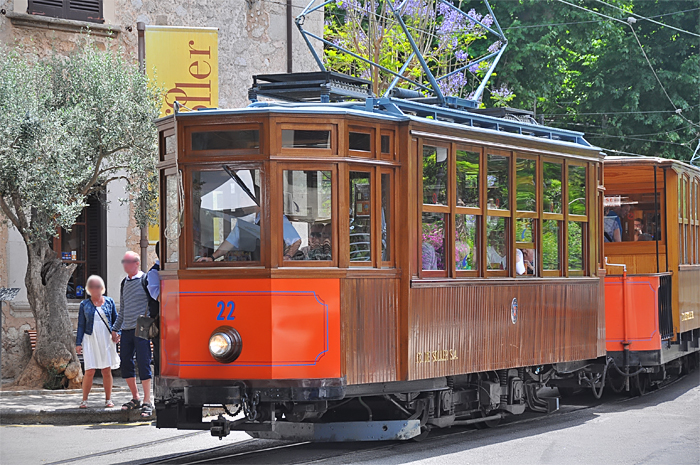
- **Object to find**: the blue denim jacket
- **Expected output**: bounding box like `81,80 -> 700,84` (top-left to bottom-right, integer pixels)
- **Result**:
76,297 -> 118,346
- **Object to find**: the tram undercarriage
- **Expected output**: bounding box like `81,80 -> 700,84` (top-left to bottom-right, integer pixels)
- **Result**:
155,366 -> 561,441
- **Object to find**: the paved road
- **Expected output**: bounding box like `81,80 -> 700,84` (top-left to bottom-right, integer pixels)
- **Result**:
1,372 -> 698,465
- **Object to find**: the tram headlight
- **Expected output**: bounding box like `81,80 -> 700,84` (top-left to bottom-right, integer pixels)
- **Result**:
208,326 -> 243,363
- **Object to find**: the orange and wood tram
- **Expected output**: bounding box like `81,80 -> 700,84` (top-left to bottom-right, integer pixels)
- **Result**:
153,72 -> 700,441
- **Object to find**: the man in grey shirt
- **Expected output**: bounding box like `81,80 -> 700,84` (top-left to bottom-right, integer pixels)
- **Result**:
112,251 -> 153,418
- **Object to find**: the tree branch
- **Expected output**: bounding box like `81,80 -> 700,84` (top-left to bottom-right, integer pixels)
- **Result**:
80,146 -> 106,197
0,195 -> 22,232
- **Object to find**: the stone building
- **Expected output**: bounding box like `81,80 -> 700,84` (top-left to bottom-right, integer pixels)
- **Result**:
0,0 -> 323,379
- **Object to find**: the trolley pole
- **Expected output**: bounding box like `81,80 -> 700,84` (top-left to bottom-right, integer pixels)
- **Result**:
137,21 -> 149,271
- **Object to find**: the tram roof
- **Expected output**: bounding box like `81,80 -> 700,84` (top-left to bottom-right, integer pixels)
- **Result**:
165,100 -> 601,153
605,156 -> 700,174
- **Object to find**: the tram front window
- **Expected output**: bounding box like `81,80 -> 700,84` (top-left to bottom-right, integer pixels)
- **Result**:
283,170 -> 333,261
192,168 -> 262,263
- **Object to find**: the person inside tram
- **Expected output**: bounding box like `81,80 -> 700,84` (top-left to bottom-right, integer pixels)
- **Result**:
487,231 -> 507,270
516,248 -> 535,275
197,209 -> 302,262
604,205 -> 626,242
634,218 -> 653,241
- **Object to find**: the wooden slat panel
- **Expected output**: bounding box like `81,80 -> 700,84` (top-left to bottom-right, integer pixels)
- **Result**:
408,280 -> 600,380
678,265 -> 700,333
341,278 -> 399,385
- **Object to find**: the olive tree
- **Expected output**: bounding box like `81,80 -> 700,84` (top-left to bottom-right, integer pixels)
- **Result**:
0,37 -> 160,388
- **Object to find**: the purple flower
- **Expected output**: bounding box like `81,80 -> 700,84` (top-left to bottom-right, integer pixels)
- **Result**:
468,62 -> 480,73
455,49 -> 468,61
488,40 -> 502,54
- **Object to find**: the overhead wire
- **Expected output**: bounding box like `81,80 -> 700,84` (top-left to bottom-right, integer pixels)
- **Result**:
592,0 -> 700,37
552,0 -> 700,133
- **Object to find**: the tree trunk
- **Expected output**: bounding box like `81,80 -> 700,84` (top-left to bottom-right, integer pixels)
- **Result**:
11,241 -> 83,389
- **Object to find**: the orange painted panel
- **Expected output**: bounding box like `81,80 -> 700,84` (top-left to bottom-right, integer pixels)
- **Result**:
160,278 -> 341,380
604,276 -> 661,352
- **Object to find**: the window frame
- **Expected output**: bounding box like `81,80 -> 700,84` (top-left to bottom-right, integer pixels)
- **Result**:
185,123 -> 263,158
541,156 -> 565,277
379,168 -> 395,268
454,144 -> 483,278
420,140 -> 451,277
567,160 -> 589,277
348,166 -> 376,267
484,149 -> 512,277
380,129 -> 396,161
278,123 -> 336,156
184,163 -> 267,269
347,126 -> 375,157
28,0 -> 105,24
161,167 -> 181,271
277,162 -> 338,268
514,154 -> 539,278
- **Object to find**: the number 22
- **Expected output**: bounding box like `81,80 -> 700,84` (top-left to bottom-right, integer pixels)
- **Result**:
216,301 -> 235,321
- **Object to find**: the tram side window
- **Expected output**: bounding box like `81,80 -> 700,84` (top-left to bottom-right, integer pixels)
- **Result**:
164,175 -> 180,263
568,165 -> 587,215
486,216 -> 508,271
422,212 -> 446,271
515,218 -> 536,276
456,214 -> 478,271
381,173 -> 391,262
542,220 -> 560,270
283,170 -> 333,261
487,154 -> 509,210
606,193 -> 662,243
423,145 -> 448,205
350,172 -> 372,262
543,162 -> 562,213
568,221 -> 584,272
193,169 -> 262,263
282,130 -> 331,149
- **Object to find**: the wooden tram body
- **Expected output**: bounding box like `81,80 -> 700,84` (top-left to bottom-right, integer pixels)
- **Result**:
153,73 -> 609,441
602,157 -> 700,386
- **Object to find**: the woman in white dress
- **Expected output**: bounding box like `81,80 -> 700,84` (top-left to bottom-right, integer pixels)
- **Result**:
75,275 -> 120,408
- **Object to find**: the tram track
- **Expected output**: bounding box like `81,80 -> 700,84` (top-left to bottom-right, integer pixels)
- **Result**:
138,375 -> 692,465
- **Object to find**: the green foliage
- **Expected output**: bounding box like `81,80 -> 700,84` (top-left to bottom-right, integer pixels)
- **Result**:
488,0 -> 699,161
0,35 -> 160,245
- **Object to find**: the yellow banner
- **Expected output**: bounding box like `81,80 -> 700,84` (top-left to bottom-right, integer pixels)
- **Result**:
145,26 -> 219,118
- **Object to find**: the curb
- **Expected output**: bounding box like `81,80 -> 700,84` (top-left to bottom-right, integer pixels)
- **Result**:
0,387 -> 127,397
0,407 -> 149,426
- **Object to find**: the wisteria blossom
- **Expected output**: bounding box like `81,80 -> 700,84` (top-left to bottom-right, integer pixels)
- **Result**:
324,0 -> 503,99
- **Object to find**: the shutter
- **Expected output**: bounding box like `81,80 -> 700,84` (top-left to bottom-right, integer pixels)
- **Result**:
66,0 -> 104,23
27,0 -> 64,17
85,192 -> 107,290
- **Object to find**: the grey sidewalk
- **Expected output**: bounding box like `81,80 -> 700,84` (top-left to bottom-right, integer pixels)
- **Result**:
0,376 -> 149,425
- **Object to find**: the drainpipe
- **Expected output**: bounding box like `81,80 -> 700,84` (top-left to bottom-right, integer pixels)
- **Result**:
287,0 -> 293,73
137,21 -> 149,271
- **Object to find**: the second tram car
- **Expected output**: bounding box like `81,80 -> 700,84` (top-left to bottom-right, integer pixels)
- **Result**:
153,73 -> 610,441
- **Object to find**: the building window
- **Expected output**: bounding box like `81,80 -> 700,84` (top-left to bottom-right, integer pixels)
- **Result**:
28,1 -> 105,24
54,194 -> 107,299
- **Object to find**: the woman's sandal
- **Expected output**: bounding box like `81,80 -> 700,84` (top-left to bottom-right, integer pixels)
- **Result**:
105,399 -> 115,408
140,402 -> 154,418
79,400 -> 88,409
121,398 -> 142,411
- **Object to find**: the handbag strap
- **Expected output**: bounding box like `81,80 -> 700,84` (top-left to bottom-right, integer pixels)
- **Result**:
94,303 -> 112,332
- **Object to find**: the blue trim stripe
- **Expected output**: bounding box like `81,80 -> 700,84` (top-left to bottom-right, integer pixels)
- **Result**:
162,290 -> 330,368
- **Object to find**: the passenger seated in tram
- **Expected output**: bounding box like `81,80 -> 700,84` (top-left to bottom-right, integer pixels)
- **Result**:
633,218 -> 654,241
487,231 -> 507,270
516,248 -> 535,275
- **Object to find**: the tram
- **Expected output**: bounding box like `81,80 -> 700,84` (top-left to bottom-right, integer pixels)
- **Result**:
600,157 -> 700,394
152,72 -> 610,441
